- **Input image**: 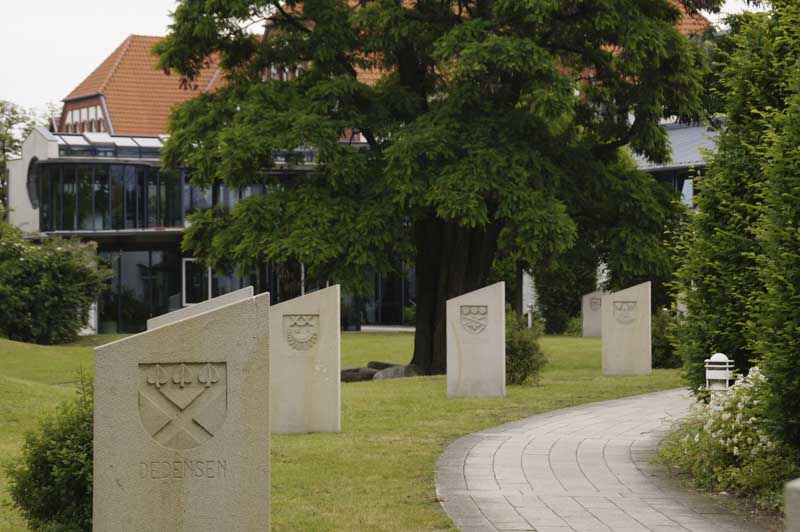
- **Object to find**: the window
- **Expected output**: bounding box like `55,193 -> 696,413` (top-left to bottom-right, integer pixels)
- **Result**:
94,165 -> 110,229
39,163 -> 183,231
160,169 -> 181,227
99,248 -> 182,333
77,165 -> 94,230
61,166 -> 76,230
183,258 -> 210,305
147,167 -> 159,227
111,165 -> 125,228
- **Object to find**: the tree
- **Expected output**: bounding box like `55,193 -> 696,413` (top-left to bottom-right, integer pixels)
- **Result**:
156,0 -> 721,374
672,9 -> 785,392
0,100 -> 38,215
752,0 -> 800,448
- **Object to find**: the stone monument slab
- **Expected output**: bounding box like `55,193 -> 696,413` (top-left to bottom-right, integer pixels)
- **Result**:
581,290 -> 604,337
94,293 -> 270,531
447,282 -> 506,398
270,285 -> 340,434
146,286 -> 254,330
601,281 -> 651,375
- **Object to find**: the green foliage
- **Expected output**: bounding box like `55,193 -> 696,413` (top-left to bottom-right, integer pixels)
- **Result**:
156,0 -> 722,370
5,377 -> 93,531
0,222 -> 109,344
672,10 -> 781,392
652,309 -> 681,369
403,304 -> 416,326
752,5 -> 800,447
657,367 -> 800,511
564,315 -> 582,337
505,307 -> 546,385
532,241 -> 597,334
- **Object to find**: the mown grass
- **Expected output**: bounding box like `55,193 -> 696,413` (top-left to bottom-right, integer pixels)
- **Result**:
0,333 -> 683,531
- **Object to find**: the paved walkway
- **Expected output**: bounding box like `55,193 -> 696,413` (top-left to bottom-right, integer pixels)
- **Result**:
436,389 -> 763,532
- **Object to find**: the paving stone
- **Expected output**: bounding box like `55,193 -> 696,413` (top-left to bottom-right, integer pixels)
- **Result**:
435,389 -> 763,532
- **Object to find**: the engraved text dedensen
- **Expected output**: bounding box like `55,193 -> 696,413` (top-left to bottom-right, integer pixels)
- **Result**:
139,459 -> 227,480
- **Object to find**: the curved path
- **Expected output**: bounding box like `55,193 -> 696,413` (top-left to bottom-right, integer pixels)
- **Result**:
436,389 -> 762,532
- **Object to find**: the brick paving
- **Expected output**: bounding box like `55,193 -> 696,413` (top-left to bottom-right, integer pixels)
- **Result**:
435,389 -> 763,532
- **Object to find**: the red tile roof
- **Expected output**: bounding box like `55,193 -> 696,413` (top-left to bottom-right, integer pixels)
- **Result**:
674,1 -> 711,36
63,35 -> 223,137
65,4 -> 708,136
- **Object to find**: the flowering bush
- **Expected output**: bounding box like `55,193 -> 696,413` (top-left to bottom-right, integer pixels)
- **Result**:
0,222 -> 109,344
658,366 -> 800,511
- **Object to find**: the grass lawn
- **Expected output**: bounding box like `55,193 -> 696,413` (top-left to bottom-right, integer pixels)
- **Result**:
0,333 -> 683,531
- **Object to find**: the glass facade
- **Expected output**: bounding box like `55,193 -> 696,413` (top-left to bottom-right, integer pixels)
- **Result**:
35,160 -> 415,329
98,247 -> 182,333
38,163 -> 183,231
361,268 -> 416,325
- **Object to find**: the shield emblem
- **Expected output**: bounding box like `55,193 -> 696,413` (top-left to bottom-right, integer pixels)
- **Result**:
613,301 -> 637,325
138,362 -> 227,450
460,305 -> 488,334
284,314 -> 320,351
590,297 -> 602,311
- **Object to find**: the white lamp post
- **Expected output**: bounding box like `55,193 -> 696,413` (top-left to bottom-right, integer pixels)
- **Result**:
705,352 -> 735,391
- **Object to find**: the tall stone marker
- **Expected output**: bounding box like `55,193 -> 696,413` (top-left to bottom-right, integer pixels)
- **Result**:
601,281 -> 651,375
270,285 -> 341,434
146,286 -> 254,330
581,290 -> 604,337
94,293 -> 270,531
447,282 -> 506,398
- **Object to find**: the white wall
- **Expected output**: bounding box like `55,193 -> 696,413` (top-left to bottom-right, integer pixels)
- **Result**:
8,127 -> 59,233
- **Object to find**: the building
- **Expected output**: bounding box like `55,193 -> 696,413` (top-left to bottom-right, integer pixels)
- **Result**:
7,6 -> 712,333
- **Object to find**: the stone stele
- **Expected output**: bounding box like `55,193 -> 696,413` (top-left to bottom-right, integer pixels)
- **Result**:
94,293 -> 270,531
270,285 -> 341,434
146,286 -> 254,330
581,290 -> 604,337
446,282 -> 506,398
601,281 -> 652,375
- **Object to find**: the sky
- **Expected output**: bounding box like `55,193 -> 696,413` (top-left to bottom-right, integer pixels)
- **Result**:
0,0 -> 759,115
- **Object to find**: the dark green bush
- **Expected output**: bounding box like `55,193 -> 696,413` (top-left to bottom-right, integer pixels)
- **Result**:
0,222 -> 109,344
652,310 -> 681,369
532,247 -> 597,335
403,304 -> 416,325
505,307 -> 547,385
5,378 -> 93,531
564,315 -> 582,337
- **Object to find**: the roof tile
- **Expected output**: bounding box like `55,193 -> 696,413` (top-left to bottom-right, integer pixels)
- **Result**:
64,35 -> 221,137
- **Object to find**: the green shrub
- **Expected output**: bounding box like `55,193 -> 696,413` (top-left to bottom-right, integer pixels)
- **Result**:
403,304 -> 416,326
564,315 -> 581,337
0,223 -> 109,344
753,58 -> 800,449
505,307 -> 547,385
652,309 -> 681,369
657,367 -> 800,511
5,378 -> 93,531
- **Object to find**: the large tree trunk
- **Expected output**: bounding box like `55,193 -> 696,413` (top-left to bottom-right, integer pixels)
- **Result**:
411,218 -> 502,374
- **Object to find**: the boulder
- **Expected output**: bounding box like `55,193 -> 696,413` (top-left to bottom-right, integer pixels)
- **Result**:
341,367 -> 379,382
373,364 -> 424,380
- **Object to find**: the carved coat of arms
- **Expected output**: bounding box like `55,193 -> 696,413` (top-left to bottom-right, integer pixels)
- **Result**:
590,297 -> 602,311
613,301 -> 637,325
284,314 -> 319,351
138,362 -> 227,450
460,305 -> 488,334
